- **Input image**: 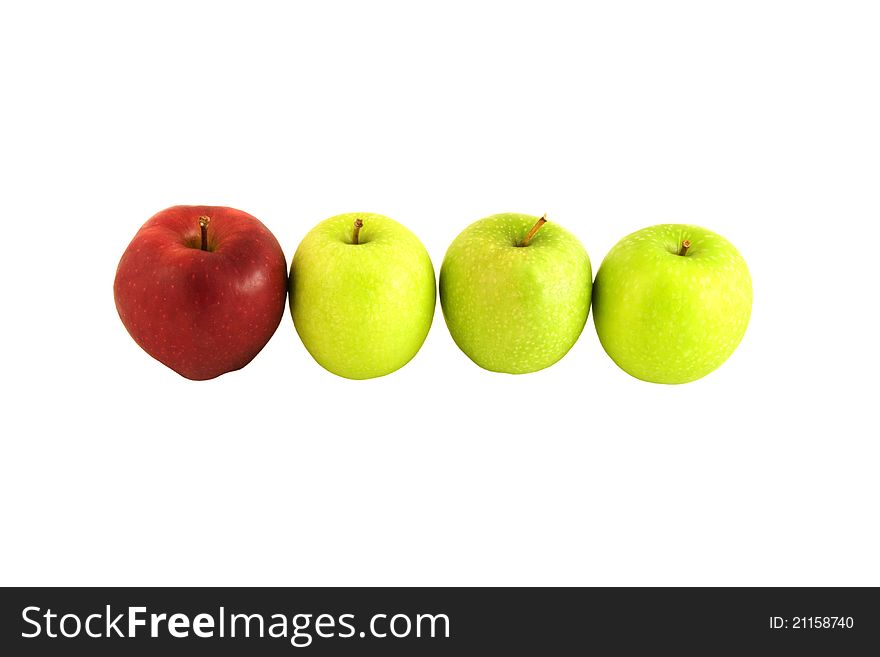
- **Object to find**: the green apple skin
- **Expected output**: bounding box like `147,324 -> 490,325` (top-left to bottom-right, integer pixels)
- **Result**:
592,224 -> 752,384
290,213 -> 435,380
439,213 -> 592,374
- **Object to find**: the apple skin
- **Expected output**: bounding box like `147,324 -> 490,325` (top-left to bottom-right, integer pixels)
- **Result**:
592,224 -> 752,384
439,213 -> 592,374
114,205 -> 288,380
289,212 -> 435,380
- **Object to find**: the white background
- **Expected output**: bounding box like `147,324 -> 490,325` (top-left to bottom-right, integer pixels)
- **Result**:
1,1 -> 878,586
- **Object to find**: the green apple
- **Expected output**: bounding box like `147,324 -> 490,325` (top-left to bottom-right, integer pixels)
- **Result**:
439,213 -> 592,374
592,224 -> 752,384
290,212 -> 435,379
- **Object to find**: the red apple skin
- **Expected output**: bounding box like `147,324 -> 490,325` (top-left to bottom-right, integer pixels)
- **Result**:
114,205 -> 288,380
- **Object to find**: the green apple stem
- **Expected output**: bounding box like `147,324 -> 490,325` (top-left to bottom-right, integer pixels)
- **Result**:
520,214 -> 547,247
678,240 -> 691,256
199,216 -> 211,251
352,218 -> 364,245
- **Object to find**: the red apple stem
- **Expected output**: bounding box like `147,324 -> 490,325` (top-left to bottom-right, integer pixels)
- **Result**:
199,216 -> 211,251
520,214 -> 547,247
678,239 -> 691,256
352,218 -> 364,245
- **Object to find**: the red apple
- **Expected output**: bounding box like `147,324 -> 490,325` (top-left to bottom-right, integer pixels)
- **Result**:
114,205 -> 288,380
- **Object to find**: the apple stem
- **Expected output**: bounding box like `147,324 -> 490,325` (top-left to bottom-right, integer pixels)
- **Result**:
520,214 -> 547,247
199,216 -> 211,251
352,218 -> 364,245
678,240 -> 691,256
